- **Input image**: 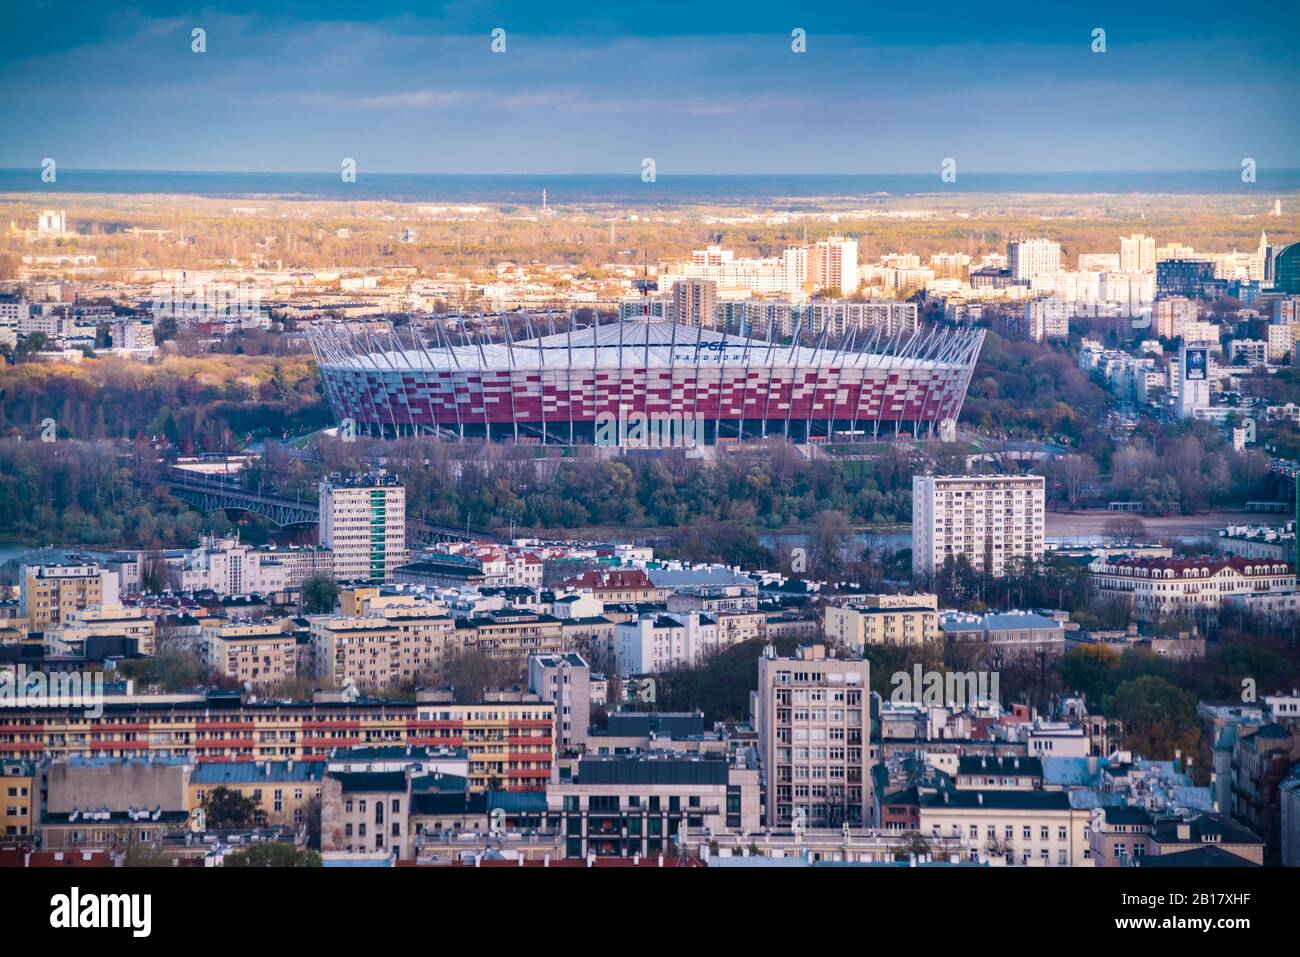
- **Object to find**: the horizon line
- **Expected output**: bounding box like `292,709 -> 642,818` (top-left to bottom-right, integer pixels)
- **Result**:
4,166 -> 1300,178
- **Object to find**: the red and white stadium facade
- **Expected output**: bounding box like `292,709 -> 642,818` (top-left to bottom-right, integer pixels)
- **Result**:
307,316 -> 985,444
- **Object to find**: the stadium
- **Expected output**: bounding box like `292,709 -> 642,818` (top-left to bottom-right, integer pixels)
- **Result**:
307,316 -> 985,445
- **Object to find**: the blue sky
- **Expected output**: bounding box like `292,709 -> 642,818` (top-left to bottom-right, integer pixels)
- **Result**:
1,1 -> 1297,174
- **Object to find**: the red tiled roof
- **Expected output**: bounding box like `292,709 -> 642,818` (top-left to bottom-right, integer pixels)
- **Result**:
1105,555 -> 1292,575
562,569 -> 654,590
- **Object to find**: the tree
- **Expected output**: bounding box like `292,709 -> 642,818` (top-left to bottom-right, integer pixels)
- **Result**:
1059,645 -> 1121,701
806,509 -> 856,579
897,831 -> 934,861
442,649 -> 501,704
140,550 -> 171,593
203,786 -> 260,829
223,843 -> 321,867
1103,676 -> 1199,761
1050,454 -> 1098,510
301,574 -> 339,615
1102,515 -> 1148,547
302,794 -> 322,850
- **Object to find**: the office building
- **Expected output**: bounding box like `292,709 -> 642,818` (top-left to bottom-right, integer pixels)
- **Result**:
1176,340 -> 1212,418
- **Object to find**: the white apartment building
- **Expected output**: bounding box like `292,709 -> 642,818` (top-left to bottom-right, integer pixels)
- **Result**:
1153,296 -> 1199,339
175,535 -> 290,596
1267,322 -> 1300,361
1024,298 -> 1069,342
319,473 -> 407,583
615,612 -> 717,674
912,474 -> 1046,579
1008,239 -> 1061,282
755,643 -> 869,827
714,299 -> 916,339
1119,234 -> 1156,274
37,210 -> 67,235
0,296 -> 30,326
660,246 -> 808,297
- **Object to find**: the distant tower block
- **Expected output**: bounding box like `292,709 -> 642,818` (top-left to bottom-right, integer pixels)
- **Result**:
37,210 -> 66,235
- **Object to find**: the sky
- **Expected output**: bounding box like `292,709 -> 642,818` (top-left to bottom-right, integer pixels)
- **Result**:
1,1 -> 1297,175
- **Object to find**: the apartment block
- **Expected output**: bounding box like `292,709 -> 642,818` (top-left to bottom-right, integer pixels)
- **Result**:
20,560 -> 119,631
547,752 -> 760,859
755,643 -> 870,828
917,789 -> 1092,866
912,474 -> 1046,578
189,760 -> 325,828
1,760 -> 38,838
455,609 -> 564,668
411,692 -> 554,792
528,653 -> 591,753
311,609 -> 455,691
201,620 -> 298,687
823,594 -> 940,649
319,472 -> 407,583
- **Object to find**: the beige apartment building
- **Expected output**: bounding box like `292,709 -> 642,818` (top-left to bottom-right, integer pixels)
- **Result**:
201,620 -> 298,687
455,609 -> 564,669
50,606 -> 158,655
20,560 -> 117,631
312,611 -> 456,690
671,278 -> 718,328
715,609 -> 766,646
412,691 -> 555,792
912,474 -> 1045,579
917,789 -> 1093,866
527,652 -> 591,753
824,594 -> 940,649
319,473 -> 407,583
755,643 -> 870,828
